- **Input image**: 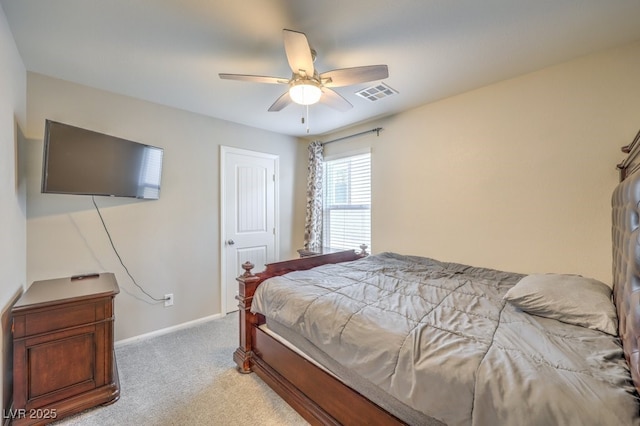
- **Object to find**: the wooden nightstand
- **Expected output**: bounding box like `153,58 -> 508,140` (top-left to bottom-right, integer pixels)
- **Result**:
11,273 -> 120,425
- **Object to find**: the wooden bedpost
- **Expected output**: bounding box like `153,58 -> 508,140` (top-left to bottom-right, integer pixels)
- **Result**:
234,261 -> 261,373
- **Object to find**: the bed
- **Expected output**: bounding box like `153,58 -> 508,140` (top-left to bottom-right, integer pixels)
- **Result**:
234,139 -> 640,425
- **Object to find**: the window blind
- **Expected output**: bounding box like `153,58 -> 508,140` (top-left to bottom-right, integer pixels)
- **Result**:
322,152 -> 371,251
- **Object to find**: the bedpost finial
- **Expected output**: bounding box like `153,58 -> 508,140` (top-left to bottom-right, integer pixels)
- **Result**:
241,261 -> 255,277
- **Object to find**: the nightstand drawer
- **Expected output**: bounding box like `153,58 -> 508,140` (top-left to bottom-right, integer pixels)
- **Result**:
22,303 -> 97,337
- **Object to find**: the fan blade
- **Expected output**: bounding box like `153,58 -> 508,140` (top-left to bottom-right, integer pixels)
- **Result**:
283,29 -> 315,77
320,88 -> 353,112
219,73 -> 289,84
321,65 -> 389,87
268,91 -> 293,112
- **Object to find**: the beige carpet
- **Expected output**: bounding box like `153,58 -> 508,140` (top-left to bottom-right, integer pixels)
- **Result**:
52,312 -> 307,426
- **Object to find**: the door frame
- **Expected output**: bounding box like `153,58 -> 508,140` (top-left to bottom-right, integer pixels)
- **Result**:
219,146 -> 280,315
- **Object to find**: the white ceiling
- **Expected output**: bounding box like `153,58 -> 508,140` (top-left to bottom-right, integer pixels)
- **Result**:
2,0 -> 640,138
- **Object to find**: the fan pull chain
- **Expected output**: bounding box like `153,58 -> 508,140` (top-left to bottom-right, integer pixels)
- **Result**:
300,106 -> 311,134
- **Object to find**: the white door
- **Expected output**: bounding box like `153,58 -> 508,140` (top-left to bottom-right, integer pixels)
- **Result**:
221,147 -> 278,313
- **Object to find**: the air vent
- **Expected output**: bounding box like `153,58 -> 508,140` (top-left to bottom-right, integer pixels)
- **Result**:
355,82 -> 398,102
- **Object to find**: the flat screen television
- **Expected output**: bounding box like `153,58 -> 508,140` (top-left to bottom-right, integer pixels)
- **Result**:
41,120 -> 164,200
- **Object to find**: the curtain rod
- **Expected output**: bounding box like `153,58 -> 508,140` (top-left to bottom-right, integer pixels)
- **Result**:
322,127 -> 383,145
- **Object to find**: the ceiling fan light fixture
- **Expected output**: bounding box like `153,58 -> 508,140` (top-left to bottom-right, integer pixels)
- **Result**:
220,30 -> 388,114
289,80 -> 322,105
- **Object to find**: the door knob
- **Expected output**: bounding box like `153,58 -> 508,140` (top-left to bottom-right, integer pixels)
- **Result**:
227,239 -> 235,245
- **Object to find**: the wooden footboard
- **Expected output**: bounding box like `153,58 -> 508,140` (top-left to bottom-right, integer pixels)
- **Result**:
233,249 -> 404,425
234,249 -> 366,373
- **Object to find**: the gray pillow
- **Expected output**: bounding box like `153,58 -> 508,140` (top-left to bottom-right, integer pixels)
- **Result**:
503,273 -> 618,335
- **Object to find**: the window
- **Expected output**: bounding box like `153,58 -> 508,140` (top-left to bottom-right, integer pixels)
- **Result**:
322,152 -> 371,251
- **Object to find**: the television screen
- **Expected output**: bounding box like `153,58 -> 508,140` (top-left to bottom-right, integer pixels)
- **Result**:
41,120 -> 163,199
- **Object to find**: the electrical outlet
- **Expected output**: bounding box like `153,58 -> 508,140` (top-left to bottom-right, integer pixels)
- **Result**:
164,293 -> 174,307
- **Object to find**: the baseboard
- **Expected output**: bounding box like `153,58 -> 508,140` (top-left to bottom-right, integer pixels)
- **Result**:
115,313 -> 225,347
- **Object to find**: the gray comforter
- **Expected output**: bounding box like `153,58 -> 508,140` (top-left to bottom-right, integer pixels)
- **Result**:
251,253 -> 640,425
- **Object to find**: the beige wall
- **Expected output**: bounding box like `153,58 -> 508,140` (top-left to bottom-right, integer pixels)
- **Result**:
308,40 -> 640,284
25,73 -> 302,341
0,4 -> 26,416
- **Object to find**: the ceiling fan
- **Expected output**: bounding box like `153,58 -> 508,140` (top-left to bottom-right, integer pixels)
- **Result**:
219,29 -> 389,112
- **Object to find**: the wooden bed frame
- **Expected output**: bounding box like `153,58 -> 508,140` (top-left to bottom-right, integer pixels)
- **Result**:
234,131 -> 640,425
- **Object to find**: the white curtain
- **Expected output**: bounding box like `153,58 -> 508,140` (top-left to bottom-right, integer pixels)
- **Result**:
303,141 -> 323,251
